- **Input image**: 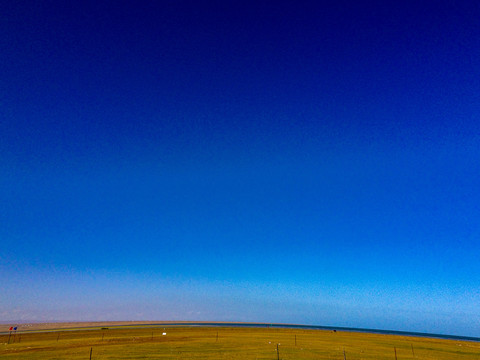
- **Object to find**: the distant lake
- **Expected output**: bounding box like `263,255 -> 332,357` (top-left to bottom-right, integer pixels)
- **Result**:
147,322 -> 480,342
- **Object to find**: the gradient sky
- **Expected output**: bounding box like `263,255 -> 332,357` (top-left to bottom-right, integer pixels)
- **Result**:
1,1 -> 480,336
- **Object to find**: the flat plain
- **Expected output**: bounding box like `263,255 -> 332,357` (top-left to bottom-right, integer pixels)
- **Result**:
1,324 -> 479,359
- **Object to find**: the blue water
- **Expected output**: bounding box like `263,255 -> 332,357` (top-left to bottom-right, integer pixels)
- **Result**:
147,322 -> 480,342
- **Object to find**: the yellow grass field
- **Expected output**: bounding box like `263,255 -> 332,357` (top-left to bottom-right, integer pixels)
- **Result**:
1,324 -> 479,359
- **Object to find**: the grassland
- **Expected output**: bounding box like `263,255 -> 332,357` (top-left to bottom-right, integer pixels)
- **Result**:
1,324 -> 479,359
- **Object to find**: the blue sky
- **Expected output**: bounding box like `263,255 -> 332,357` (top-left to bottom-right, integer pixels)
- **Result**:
1,1 -> 480,336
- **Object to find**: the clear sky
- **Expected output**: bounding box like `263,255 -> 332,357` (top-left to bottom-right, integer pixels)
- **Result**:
1,1 -> 480,336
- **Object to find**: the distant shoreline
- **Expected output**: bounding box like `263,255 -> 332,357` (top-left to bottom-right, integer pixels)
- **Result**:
1,321 -> 479,342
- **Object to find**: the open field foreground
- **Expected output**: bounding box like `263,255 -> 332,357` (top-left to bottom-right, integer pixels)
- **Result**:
1,325 -> 479,360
